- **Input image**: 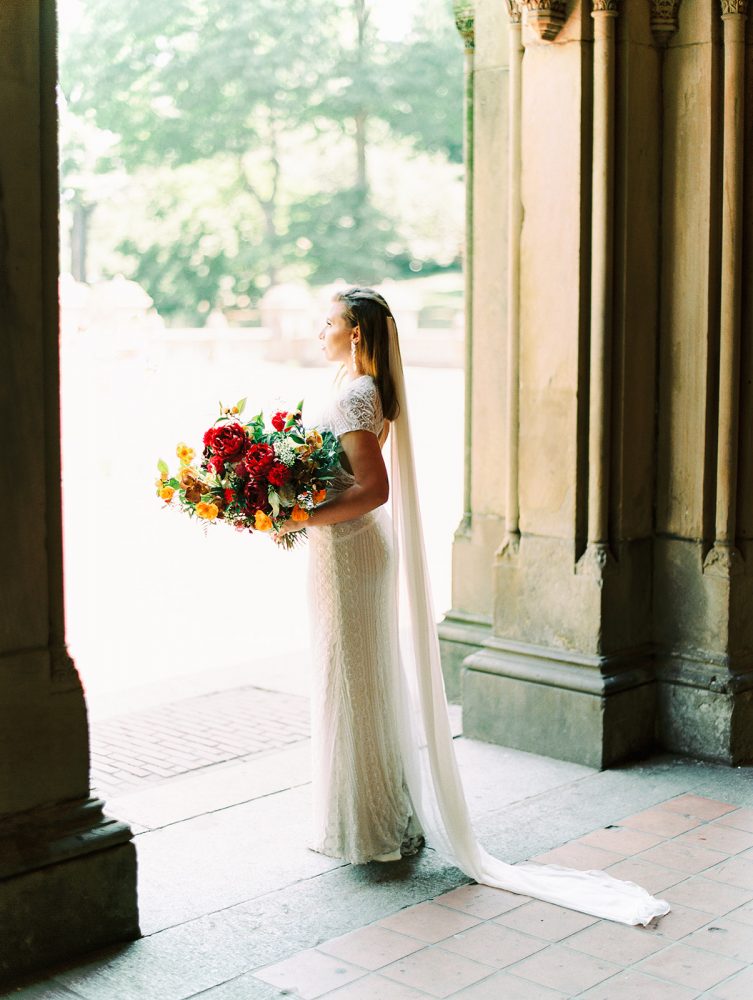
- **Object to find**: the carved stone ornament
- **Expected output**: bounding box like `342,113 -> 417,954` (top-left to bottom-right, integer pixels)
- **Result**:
521,1 -> 567,41
720,0 -> 748,14
650,0 -> 682,44
591,0 -> 620,12
506,0 -> 523,23
452,0 -> 475,50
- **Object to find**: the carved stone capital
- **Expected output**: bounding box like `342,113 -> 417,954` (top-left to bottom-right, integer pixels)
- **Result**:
506,0 -> 523,23
521,1 -> 567,41
650,0 -> 682,44
720,0 -> 748,15
592,0 -> 620,13
453,0 -> 475,50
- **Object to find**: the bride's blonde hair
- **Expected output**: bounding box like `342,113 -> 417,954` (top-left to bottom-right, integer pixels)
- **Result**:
333,286 -> 401,421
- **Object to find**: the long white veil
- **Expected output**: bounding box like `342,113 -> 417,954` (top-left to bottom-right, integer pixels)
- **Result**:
385,312 -> 670,927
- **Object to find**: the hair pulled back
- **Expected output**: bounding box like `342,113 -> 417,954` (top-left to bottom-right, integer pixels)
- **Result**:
334,286 -> 401,421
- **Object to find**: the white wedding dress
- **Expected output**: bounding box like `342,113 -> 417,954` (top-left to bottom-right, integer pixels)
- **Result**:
306,337 -> 671,928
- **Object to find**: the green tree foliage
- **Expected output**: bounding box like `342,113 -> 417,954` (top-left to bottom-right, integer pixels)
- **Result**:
59,0 -> 463,323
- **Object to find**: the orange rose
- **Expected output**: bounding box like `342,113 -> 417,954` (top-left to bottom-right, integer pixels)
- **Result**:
159,486 -> 175,503
291,504 -> 309,522
313,489 -> 327,504
254,510 -> 273,531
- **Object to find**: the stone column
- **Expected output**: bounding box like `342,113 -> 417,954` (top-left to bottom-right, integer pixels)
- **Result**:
461,0 -> 663,768
439,0 -> 498,699
0,1 -> 139,983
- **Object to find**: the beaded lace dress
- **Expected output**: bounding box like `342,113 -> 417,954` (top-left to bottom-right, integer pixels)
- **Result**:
307,374 -> 424,863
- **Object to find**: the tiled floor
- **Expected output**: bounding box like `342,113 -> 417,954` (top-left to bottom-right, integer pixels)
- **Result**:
250,795 -> 753,999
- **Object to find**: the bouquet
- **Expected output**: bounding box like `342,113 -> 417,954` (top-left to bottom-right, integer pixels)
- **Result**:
155,397 -> 340,548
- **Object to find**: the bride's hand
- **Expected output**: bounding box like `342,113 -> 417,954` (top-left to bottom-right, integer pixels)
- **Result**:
273,519 -> 307,542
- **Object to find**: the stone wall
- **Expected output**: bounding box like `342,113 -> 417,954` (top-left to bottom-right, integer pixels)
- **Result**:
441,0 -> 753,767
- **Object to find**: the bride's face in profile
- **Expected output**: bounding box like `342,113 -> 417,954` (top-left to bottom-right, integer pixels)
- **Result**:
319,300 -> 355,365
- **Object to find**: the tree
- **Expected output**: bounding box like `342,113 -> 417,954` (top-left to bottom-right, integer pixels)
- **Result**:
59,0 -> 463,321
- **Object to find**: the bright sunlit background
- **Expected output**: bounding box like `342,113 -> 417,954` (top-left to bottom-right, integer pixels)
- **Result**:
57,0 -> 465,718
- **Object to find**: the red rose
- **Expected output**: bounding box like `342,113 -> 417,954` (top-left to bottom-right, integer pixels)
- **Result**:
203,427 -> 217,449
208,422 -> 249,461
272,411 -> 288,432
243,479 -> 268,513
209,454 -> 225,473
244,442 -> 275,476
224,488 -> 235,504
267,461 -> 291,487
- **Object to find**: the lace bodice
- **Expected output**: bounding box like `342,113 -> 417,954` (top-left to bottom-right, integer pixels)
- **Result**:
318,375 -> 385,499
324,374 -> 384,438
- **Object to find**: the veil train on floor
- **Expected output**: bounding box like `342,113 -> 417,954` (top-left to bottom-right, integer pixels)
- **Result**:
384,312 -> 670,928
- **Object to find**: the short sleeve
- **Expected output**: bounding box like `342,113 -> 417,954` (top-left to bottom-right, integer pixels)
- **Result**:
330,379 -> 383,438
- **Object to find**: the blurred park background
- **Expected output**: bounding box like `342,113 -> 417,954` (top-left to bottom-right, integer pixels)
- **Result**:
57,0 -> 466,717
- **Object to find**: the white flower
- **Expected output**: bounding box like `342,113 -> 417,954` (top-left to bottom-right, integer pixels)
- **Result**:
273,437 -> 298,467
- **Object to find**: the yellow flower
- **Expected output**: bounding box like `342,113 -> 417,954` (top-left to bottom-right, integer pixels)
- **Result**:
291,504 -> 309,522
196,501 -> 219,520
159,486 -> 175,503
306,430 -> 323,450
176,442 -> 195,465
254,510 -> 273,531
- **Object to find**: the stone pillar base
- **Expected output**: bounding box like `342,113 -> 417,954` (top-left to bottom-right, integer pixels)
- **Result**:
438,611 -> 491,704
462,638 -> 658,769
656,657 -> 753,766
0,796 -> 140,986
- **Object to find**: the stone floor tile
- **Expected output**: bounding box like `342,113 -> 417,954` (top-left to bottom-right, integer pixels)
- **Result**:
603,857 -> 686,894
662,876 -> 753,915
647,901 -> 720,941
315,973 -> 426,999
448,970 -> 566,999
703,856 -> 753,891
379,945 -> 495,998
316,925 -> 424,971
493,899 -> 598,942
509,943 -> 621,995
682,916 -> 753,962
636,941 -> 744,991
617,807 -> 704,838
434,883 -> 531,919
714,809 -> 753,834
253,948 -> 365,1000
675,824 -> 753,856
528,841 -> 623,870
724,899 -> 753,927
636,841 -> 728,875
376,902 -> 481,943
576,825 -> 665,856
576,969 -> 701,1000
702,965 -> 753,1000
564,917 -> 668,965
439,921 -> 546,969
657,796 -> 739,822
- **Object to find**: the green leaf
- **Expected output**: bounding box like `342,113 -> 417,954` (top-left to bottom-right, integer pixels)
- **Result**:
237,397 -> 247,415
167,478 -> 180,488
157,458 -> 169,475
269,490 -> 280,517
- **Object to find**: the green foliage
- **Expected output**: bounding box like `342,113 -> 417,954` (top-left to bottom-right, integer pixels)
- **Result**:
59,0 -> 463,321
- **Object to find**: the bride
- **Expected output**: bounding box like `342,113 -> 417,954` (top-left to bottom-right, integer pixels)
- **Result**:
276,286 -> 671,927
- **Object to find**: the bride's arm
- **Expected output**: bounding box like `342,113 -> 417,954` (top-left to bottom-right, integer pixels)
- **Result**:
280,429 -> 389,531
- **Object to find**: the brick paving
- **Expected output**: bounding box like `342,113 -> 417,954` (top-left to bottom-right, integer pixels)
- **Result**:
252,795 -> 753,999
89,685 -> 310,798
